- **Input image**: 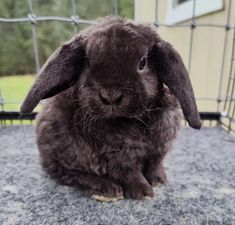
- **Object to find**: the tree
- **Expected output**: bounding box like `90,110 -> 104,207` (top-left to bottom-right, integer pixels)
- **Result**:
0,0 -> 134,76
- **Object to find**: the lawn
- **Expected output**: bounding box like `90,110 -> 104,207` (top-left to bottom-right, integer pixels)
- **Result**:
0,75 -> 37,111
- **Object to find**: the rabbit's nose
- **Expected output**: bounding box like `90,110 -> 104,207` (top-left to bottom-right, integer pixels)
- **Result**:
99,90 -> 123,105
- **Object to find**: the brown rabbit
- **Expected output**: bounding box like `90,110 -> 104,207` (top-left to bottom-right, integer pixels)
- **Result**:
21,17 -> 201,201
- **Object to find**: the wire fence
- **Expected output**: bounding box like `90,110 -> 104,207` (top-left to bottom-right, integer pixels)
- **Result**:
155,0 -> 235,133
0,0 -> 234,133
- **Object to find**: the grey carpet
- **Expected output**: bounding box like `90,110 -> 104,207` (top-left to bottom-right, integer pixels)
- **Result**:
0,126 -> 234,225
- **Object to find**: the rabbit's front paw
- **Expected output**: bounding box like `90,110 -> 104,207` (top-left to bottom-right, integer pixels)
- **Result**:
147,172 -> 167,187
144,162 -> 167,187
145,163 -> 167,187
91,180 -> 123,202
123,182 -> 154,200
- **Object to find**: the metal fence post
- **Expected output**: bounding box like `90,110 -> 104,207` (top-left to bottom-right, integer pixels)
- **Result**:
71,0 -> 78,34
217,0 -> 232,111
187,0 -> 196,75
114,0 -> 119,16
28,0 -> 40,75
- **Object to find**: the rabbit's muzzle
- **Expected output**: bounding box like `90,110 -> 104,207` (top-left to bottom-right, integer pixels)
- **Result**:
98,88 -> 131,118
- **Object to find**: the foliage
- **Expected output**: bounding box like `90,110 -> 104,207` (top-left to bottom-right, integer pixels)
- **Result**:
0,0 -> 134,76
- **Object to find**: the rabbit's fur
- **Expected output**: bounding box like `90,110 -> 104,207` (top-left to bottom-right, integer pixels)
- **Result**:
21,17 -> 201,200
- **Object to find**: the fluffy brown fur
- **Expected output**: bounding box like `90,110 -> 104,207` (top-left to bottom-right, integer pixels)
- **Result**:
21,17 -> 201,200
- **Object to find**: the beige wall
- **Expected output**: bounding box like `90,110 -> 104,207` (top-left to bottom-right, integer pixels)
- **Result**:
136,0 -> 235,130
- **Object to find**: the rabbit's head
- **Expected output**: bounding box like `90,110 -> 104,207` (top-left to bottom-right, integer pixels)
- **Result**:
21,17 -> 201,129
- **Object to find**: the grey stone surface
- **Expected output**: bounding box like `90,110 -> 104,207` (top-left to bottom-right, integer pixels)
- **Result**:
0,126 -> 234,225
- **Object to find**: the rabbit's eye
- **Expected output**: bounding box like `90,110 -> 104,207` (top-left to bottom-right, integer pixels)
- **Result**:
138,57 -> 146,70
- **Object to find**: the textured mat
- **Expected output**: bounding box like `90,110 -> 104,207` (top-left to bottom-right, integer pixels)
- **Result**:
0,126 -> 234,225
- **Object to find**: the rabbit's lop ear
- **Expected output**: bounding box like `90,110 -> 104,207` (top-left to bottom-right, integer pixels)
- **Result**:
20,35 -> 86,113
148,41 -> 201,129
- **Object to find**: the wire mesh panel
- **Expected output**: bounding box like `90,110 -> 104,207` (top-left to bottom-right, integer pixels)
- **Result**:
222,27 -> 235,133
154,0 -> 235,133
0,0 -> 234,133
0,0 -> 122,124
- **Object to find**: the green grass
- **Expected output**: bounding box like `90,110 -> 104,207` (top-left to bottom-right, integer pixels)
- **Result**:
0,75 -> 39,125
0,75 -> 36,111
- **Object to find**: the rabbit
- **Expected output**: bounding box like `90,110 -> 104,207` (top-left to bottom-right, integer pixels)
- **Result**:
20,16 -> 201,201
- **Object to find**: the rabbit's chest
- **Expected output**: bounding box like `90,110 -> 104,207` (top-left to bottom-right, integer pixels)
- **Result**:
79,126 -> 155,175
74,118 -> 166,175
97,127 -> 155,161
